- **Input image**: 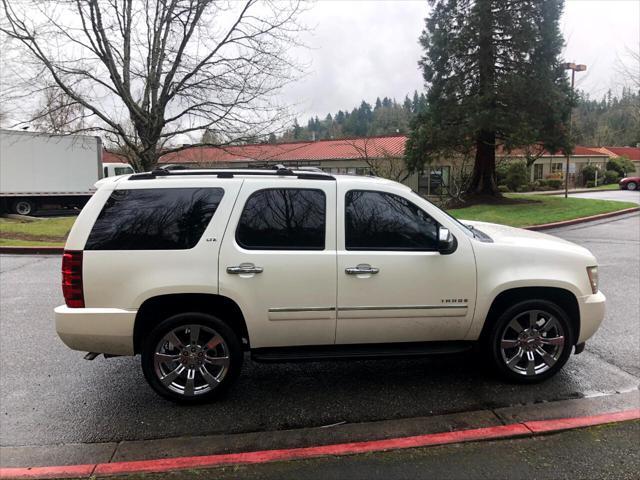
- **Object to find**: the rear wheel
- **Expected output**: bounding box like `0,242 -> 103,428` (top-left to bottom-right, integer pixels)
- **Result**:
141,312 -> 243,404
12,199 -> 36,216
626,181 -> 637,191
487,300 -> 574,383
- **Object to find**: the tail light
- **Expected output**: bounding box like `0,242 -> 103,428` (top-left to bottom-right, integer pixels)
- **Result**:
62,250 -> 84,308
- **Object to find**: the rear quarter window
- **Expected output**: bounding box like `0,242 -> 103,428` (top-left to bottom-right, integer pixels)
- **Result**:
85,188 -> 223,250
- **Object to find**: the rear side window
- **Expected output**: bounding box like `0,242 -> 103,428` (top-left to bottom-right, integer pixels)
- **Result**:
236,188 -> 325,250
345,190 -> 438,251
85,188 -> 223,250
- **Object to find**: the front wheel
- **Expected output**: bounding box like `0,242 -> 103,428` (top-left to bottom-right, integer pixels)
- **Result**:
487,300 -> 574,383
626,181 -> 637,191
141,312 -> 243,404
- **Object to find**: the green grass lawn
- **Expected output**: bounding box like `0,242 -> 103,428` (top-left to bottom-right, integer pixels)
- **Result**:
448,194 -> 637,227
589,183 -> 620,191
0,238 -> 66,247
0,216 -> 75,246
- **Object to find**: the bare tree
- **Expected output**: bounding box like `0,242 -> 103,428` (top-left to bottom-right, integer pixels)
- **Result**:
32,84 -> 87,134
1,0 -> 305,170
615,47 -> 640,90
343,137 -> 411,183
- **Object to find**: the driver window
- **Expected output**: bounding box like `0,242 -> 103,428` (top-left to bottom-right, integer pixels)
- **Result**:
345,190 -> 438,251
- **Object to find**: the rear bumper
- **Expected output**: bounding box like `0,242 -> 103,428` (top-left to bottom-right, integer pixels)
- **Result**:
577,291 -> 606,344
55,305 -> 137,356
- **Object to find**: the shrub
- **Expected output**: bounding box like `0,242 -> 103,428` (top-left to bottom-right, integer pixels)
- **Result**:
606,157 -> 636,177
503,161 -> 529,191
586,180 -> 596,188
581,164 -> 598,182
496,162 -> 510,186
604,170 -> 620,184
498,185 -> 510,193
537,179 -> 549,187
546,179 -> 563,189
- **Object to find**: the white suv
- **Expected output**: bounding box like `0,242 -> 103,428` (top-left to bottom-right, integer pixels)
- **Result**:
55,167 -> 605,403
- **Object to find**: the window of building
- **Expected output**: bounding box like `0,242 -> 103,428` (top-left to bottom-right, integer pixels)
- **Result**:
534,164 -> 544,180
236,188 -> 326,250
551,162 -> 564,174
418,166 -> 450,194
86,188 -> 223,250
345,190 -> 439,251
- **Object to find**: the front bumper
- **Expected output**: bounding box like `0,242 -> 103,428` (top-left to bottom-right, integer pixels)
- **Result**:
577,291 -> 606,344
55,305 -> 137,356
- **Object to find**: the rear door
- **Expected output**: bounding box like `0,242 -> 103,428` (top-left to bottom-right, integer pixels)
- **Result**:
219,178 -> 337,348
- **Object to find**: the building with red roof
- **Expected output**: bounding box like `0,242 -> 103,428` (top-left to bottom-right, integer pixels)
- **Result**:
158,135 -> 640,191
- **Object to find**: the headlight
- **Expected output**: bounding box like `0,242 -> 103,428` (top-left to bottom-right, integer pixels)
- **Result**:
587,266 -> 598,294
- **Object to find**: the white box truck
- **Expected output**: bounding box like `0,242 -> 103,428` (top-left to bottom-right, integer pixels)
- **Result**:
0,129 -> 133,215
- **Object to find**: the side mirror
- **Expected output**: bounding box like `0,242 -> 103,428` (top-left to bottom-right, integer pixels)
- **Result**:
438,227 -> 457,255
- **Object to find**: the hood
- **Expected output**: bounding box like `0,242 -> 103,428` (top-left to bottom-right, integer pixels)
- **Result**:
462,220 -> 594,258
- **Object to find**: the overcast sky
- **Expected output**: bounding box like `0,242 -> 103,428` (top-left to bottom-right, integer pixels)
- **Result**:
285,0 -> 640,121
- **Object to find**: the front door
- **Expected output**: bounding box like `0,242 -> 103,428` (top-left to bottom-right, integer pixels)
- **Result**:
219,178 -> 337,348
336,185 -> 476,344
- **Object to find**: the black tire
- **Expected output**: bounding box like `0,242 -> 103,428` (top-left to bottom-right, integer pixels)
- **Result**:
11,199 -> 36,216
141,312 -> 243,404
626,181 -> 637,191
486,299 -> 574,384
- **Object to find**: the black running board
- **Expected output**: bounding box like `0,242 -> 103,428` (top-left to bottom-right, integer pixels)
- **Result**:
251,341 -> 474,363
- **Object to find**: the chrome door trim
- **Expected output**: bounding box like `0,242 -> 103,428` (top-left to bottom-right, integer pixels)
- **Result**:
338,304 -> 467,311
268,306 -> 336,313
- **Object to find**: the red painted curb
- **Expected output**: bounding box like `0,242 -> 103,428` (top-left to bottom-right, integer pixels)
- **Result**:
1,408 -> 638,479
523,408 -> 640,433
93,424 -> 532,477
525,206 -> 640,230
0,464 -> 94,480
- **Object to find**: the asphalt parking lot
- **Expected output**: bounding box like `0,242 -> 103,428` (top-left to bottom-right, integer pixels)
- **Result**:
0,214 -> 638,448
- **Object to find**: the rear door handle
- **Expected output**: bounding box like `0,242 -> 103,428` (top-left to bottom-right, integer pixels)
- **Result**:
345,264 -> 380,275
227,263 -> 264,274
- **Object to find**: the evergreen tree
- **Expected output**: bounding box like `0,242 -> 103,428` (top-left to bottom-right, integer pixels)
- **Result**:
407,0 -> 573,196
403,95 -> 412,112
292,119 -> 302,140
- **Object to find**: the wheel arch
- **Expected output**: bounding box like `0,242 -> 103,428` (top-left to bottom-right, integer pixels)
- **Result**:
133,293 -> 249,354
479,287 -> 580,346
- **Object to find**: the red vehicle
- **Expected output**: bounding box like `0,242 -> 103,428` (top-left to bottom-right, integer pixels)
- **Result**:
619,177 -> 640,191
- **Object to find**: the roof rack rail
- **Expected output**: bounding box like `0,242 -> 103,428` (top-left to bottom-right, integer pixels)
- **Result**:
128,166 -> 335,181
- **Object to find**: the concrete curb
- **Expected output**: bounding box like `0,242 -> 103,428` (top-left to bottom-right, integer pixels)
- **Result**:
2,206 -> 638,254
1,391 -> 638,479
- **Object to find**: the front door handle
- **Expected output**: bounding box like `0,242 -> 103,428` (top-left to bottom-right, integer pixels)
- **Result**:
345,264 -> 380,275
227,263 -> 264,274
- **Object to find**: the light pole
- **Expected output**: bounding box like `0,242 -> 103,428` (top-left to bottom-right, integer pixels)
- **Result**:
562,62 -> 587,198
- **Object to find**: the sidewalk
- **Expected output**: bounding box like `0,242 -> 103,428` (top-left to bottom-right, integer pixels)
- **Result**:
98,419 -> 639,480
1,391 -> 638,479
515,187 -> 616,195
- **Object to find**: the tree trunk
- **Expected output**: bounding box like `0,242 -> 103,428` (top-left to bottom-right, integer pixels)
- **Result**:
468,130 -> 500,196
136,144 -> 160,172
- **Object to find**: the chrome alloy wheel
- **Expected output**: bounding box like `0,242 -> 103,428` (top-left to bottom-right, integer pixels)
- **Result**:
153,324 -> 230,397
500,310 -> 566,377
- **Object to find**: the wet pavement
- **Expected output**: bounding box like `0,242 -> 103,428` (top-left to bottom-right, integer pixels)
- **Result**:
0,214 -> 638,447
